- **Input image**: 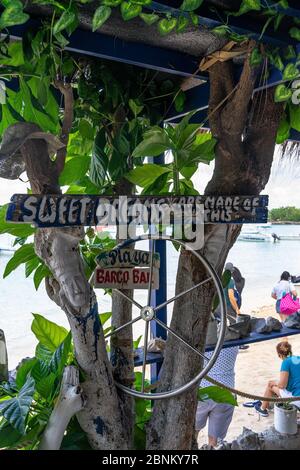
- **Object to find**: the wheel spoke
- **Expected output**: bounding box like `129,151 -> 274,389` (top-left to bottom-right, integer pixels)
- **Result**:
147,240 -> 156,307
115,288 -> 143,310
141,321 -> 150,393
154,277 -> 212,313
105,315 -> 142,339
155,318 -> 210,362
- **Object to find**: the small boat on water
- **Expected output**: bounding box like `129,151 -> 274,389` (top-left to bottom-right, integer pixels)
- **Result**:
274,235 -> 300,241
238,226 -> 273,242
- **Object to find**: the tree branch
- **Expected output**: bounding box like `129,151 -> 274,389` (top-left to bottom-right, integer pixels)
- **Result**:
208,61 -> 235,136
54,80 -> 74,175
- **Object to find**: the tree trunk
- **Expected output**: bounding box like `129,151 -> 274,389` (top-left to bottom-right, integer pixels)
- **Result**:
147,45 -> 283,450
19,139 -> 129,450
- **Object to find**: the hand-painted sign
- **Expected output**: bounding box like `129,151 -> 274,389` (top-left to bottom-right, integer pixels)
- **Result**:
96,249 -> 160,269
94,267 -> 159,290
6,194 -> 269,227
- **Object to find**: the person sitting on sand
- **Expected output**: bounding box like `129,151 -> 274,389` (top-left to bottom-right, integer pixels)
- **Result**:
271,271 -> 297,322
255,341 -> 300,417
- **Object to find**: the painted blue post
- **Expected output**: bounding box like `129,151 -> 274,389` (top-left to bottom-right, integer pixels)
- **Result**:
149,154 -> 167,382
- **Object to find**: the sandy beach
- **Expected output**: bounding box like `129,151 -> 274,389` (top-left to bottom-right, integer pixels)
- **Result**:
197,305 -> 300,447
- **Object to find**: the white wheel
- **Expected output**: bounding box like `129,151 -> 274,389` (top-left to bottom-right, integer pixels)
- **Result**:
105,234 -> 227,400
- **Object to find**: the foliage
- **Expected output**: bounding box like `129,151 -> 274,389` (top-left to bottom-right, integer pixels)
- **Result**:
0,314 -> 74,449
127,112 -> 216,194
0,311 -> 117,449
269,206 -> 300,222
197,386 -> 238,406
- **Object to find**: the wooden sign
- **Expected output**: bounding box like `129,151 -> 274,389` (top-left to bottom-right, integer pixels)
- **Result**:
6,194 -> 269,227
96,249 -> 160,269
94,267 -> 159,290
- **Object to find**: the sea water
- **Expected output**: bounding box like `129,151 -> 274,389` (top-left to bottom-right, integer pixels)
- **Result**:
1,224 -> 300,368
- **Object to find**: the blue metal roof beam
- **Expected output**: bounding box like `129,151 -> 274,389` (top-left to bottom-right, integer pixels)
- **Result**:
9,20 -> 205,80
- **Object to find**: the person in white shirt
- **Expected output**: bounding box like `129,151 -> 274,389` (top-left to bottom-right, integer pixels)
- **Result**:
271,271 -> 297,322
195,347 -> 239,448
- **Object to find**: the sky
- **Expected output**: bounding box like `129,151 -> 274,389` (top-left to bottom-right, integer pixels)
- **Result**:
0,146 -> 300,208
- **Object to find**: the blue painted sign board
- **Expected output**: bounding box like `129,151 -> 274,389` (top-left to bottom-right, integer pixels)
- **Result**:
6,194 -> 269,227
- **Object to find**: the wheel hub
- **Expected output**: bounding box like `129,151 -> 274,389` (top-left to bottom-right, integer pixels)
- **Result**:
141,306 -> 155,322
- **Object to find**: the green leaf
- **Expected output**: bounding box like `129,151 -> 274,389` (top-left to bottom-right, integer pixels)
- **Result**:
274,13 -> 284,32
132,129 -> 173,158
129,99 -> 144,117
139,13 -> 159,25
250,47 -> 263,67
31,314 -> 68,352
121,2 -> 142,21
211,25 -> 230,36
176,15 -> 189,33
289,102 -> 300,132
125,164 -> 172,187
89,128 -> 108,188
274,84 -> 292,103
279,0 -> 289,7
15,358 -> 37,390
20,79 -> 57,133
276,116 -> 290,144
92,5 -> 112,31
0,205 -> 35,238
33,263 -> 51,290
290,27 -> 300,41
158,17 -> 177,36
99,312 -> 112,326
3,243 -> 35,278
59,155 -> 91,186
25,257 -> 40,278
0,2 -> 29,30
102,0 -> 122,5
133,335 -> 142,349
35,373 -> 57,399
198,386 -> 238,406
180,0 -> 203,12
0,42 -> 24,66
189,12 -> 199,26
233,0 -> 261,16
283,63 -> 299,81
49,332 -> 72,375
283,46 -> 296,61
35,343 -> 53,363
31,360 -> 50,384
174,90 -> 186,112
79,119 -> 94,140
0,376 -> 35,434
0,421 -> 22,449
37,79 -> 48,107
53,10 -> 76,35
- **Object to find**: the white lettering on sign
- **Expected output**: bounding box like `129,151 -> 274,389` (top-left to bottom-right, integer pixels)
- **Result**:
96,249 -> 160,269
94,267 -> 159,290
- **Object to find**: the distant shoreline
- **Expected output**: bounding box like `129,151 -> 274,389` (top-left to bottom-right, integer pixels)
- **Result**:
270,221 -> 300,225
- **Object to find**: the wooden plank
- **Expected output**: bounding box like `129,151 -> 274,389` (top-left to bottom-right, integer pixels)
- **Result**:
6,194 -> 269,227
94,267 -> 159,290
96,249 -> 160,269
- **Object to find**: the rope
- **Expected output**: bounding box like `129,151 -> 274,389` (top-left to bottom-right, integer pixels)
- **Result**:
204,374 -> 300,404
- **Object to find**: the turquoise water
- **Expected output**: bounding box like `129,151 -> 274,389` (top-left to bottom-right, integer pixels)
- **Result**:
1,224 -> 300,368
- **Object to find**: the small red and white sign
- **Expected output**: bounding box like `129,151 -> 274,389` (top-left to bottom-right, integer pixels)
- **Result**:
94,267 -> 159,290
